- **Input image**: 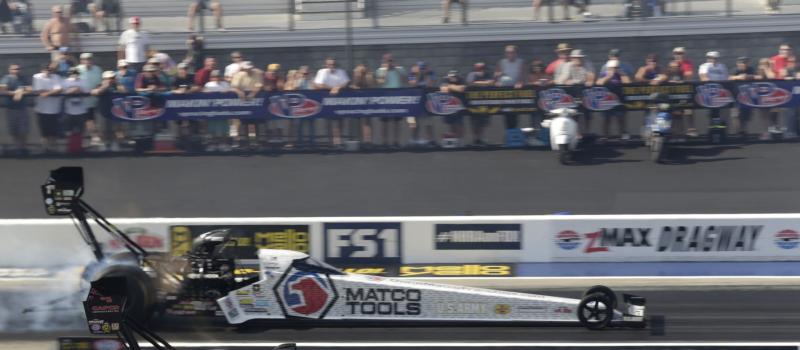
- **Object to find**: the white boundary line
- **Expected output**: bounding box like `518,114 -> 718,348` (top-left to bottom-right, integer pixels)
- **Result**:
143,342 -> 800,348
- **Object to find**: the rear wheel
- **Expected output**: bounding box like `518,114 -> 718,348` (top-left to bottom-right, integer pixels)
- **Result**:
583,285 -> 617,310
98,269 -> 155,324
578,293 -> 614,330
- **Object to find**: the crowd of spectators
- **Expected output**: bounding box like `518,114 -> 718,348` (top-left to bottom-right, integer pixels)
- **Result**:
1,14 -> 800,155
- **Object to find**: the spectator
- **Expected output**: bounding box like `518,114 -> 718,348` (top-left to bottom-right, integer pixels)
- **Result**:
287,65 -> 315,147
230,61 -> 263,147
528,59 -> 550,86
770,44 -> 792,78
532,0 -> 542,20
115,60 -> 136,93
118,16 -> 149,72
779,55 -> 798,80
188,0 -> 224,32
495,45 -> 525,129
672,47 -> 696,136
203,69 -> 231,151
0,63 -> 31,154
546,43 -> 571,78
224,51 -> 243,82
349,64 -> 375,146
314,57 -> 350,148
562,0 -> 591,20
375,53 -> 407,147
555,49 -> 595,86
698,51 -> 728,81
596,60 -> 631,140
89,0 -> 122,32
780,56 -> 798,139
730,57 -> 756,137
53,47 -> 76,77
77,52 -> 104,148
92,70 -> 125,150
0,0 -> 10,32
634,54 -> 666,85
263,63 -> 285,92
195,57 -> 216,87
40,5 -> 71,61
407,61 -> 438,148
600,49 -> 633,76
466,62 -> 495,145
442,0 -> 467,24
664,60 -> 684,82
147,57 -> 173,89
62,67 -> 90,140
153,52 -> 178,75
172,62 -> 197,93
185,34 -> 206,71
440,69 -> 466,142
135,64 -> 165,92
756,57 -> 776,79
32,63 -> 63,152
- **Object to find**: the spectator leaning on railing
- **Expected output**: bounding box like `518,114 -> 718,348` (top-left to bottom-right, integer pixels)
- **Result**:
407,61 -> 437,148
495,45 -> 526,130
350,63 -> 375,147
115,60 -> 136,93
33,63 -> 63,153
730,56 -> 756,137
466,62 -> 495,146
671,47 -> 698,138
230,61 -> 263,148
440,70 -> 466,142
634,54 -> 666,85
203,69 -> 231,151
313,57 -> 349,149
77,52 -> 104,149
546,43 -> 571,79
596,59 -> 630,141
62,67 -> 91,144
0,63 -> 31,154
698,51 -> 729,131
92,70 -> 126,151
195,57 -> 217,88
224,51 -> 243,82
375,53 -> 406,148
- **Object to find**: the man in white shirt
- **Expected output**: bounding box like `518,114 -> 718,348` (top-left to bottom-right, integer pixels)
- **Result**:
224,51 -> 243,81
33,63 -> 63,151
203,70 -> 231,151
313,58 -> 350,148
117,16 -> 150,73
698,51 -> 728,82
62,67 -> 90,136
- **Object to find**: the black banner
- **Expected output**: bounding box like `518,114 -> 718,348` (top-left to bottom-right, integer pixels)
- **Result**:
435,224 -> 522,250
169,225 -> 310,259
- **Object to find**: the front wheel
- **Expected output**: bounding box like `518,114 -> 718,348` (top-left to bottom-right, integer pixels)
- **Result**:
578,293 -> 614,330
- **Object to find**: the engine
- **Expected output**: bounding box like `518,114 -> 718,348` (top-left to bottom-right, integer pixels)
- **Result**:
180,229 -> 237,300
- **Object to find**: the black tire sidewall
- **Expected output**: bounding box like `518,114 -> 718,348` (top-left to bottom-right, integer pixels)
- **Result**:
583,285 -> 617,310
578,293 -> 614,330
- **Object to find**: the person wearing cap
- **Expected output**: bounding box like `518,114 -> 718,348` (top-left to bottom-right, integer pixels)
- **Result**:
202,70 -> 232,151
224,51 -> 243,82
115,60 -> 136,93
555,49 -> 595,86
634,54 -> 666,85
467,62 -> 496,146
33,62 -> 63,152
314,57 -> 350,148
146,56 -> 173,89
600,49 -> 633,77
77,52 -> 104,148
439,69 -> 467,142
62,67 -> 91,141
698,51 -> 728,82
195,57 -> 217,87
134,64 -> 165,93
230,61 -> 264,147
92,70 -> 126,150
597,59 -> 631,141
54,47 -> 76,77
118,16 -> 150,73
546,43 -> 571,78
730,57 -> 756,138
376,53 -> 408,148
0,63 -> 32,154
770,44 -> 793,79
172,62 -> 197,94
495,45 -> 526,129
188,0 -> 224,32
407,60 -> 439,149
671,47 -> 694,81
41,5 -> 71,61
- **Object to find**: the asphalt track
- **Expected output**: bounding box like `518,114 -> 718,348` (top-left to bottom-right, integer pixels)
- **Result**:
2,141 -> 800,218
3,286 -> 800,347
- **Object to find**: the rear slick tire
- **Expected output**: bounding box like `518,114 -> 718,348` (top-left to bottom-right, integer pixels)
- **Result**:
578,293 -> 614,330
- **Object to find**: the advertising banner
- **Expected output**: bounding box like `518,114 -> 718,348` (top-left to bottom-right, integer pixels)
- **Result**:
463,87 -> 537,115
169,224 -> 310,259
434,224 -> 522,250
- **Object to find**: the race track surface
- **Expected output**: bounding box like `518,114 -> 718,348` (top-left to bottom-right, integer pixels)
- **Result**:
3,287 -> 800,345
1,142 -> 800,218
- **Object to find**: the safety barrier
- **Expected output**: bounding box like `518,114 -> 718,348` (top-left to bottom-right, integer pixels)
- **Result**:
2,214 -> 799,268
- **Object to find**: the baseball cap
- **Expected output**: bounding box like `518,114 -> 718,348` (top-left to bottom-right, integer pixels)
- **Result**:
129,16 -> 141,24
241,61 -> 254,69
608,49 -> 621,57
606,60 -> 619,68
177,62 -> 189,69
268,63 -> 280,71
143,64 -> 157,72
447,69 -> 459,77
102,71 -> 116,79
569,49 -> 586,58
737,56 -> 749,63
147,57 -> 160,64
555,43 -> 571,52
672,47 -> 686,53
117,59 -> 128,67
706,51 -> 720,58
80,52 -> 93,60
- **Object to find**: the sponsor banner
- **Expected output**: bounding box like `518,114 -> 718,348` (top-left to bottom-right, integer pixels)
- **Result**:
551,218 -> 800,261
435,224 -> 522,250
110,92 -> 263,121
59,337 -> 125,350
324,222 -> 402,264
424,90 -> 466,116
620,83 -> 696,110
463,87 -> 537,115
340,263 -> 516,277
169,225 -> 310,259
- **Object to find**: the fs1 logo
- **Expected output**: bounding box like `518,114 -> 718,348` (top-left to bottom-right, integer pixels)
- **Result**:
774,229 -> 799,250
274,268 -> 337,319
325,223 -> 402,264
538,88 -> 577,111
425,92 -> 465,115
695,83 -> 734,108
582,87 -> 621,111
268,94 -> 322,118
737,82 -> 791,107
110,96 -> 165,121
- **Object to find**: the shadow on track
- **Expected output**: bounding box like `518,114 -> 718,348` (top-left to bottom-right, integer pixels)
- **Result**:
661,145 -> 745,165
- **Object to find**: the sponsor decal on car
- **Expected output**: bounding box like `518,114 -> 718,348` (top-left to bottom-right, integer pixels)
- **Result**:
170,225 -> 310,259
268,93 -> 322,118
538,88 -> 577,111
695,83 -> 735,108
399,264 -> 514,277
111,95 -> 165,121
435,302 -> 487,315
344,288 -> 421,315
434,224 -> 522,250
274,269 -> 337,319
774,229 -> 799,250
554,226 -> 762,253
582,87 -> 622,111
324,223 -> 402,264
494,304 -> 511,315
516,305 -> 547,313
737,82 -> 792,107
554,306 -> 573,314
425,92 -> 465,116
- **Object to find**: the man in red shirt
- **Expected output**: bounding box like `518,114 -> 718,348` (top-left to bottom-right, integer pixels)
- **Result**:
671,47 -> 694,81
194,57 -> 217,87
771,44 -> 792,79
546,43 -> 571,79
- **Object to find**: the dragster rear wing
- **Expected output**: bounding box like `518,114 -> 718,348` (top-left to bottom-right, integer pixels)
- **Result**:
42,167 -> 84,216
